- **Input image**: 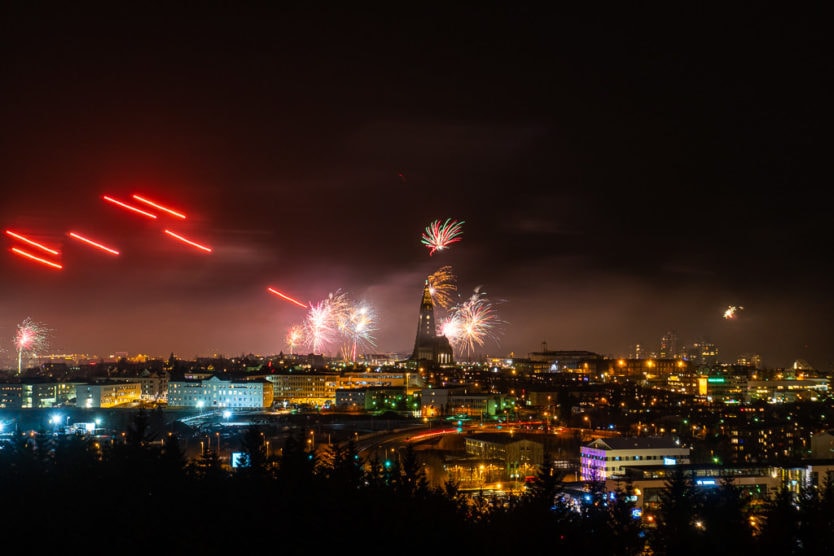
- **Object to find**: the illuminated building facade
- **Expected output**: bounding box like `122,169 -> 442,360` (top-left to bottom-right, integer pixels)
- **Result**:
167,375 -> 274,409
580,436 -> 691,481
76,382 -> 143,408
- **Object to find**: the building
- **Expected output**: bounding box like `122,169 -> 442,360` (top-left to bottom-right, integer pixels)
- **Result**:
410,279 -> 453,368
334,386 -> 421,413
809,430 -> 834,459
464,432 -> 544,482
167,375 -> 274,409
420,387 -> 511,419
527,345 -> 607,375
76,382 -> 143,408
266,372 -> 337,407
580,436 -> 691,481
102,373 -> 169,404
0,379 -> 83,408
596,460 -> 834,520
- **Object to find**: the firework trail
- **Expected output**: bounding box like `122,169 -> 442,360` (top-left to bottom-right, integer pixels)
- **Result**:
440,287 -> 506,359
131,194 -> 187,219
68,232 -> 120,255
14,317 -> 48,375
267,287 -> 308,309
428,265 -> 458,309
5,230 -> 60,256
10,247 -> 63,269
163,229 -> 212,253
6,229 -> 63,269
421,218 -> 464,256
103,195 -> 158,219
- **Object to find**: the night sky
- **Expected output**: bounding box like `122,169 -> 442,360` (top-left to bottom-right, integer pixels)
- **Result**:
0,6 -> 829,370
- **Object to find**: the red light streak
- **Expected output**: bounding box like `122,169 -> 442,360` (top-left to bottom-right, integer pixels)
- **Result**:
102,195 -> 158,219
163,229 -> 212,253
10,247 -> 63,269
5,229 -> 60,256
68,232 -> 120,255
267,287 -> 308,308
131,194 -> 187,219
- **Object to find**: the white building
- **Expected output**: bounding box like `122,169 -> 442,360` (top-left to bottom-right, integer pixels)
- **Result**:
167,375 -> 274,409
580,436 -> 691,481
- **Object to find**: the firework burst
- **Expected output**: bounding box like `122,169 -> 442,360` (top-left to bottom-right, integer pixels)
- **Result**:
428,265 -> 458,309
341,302 -> 378,362
289,290 -> 379,361
286,324 -> 305,355
439,287 -> 506,360
303,295 -> 342,355
14,317 -> 48,375
723,305 -> 744,319
421,218 -> 464,256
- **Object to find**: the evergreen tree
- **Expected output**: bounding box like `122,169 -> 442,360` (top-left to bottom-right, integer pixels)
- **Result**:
606,477 -> 646,556
796,476 -> 834,555
699,475 -> 755,553
649,466 -> 706,556
236,425 -> 271,479
397,442 -> 430,497
755,482 -> 801,554
274,429 -> 316,497
322,439 -> 365,493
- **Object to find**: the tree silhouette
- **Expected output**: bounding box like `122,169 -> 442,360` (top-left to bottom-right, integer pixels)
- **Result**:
650,466 -> 705,555
756,482 -> 802,553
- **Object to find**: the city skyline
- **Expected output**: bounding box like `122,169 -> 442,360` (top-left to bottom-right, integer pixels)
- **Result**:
1,7 -> 828,370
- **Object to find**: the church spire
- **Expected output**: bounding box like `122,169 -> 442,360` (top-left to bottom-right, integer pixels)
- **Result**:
411,278 -> 454,366
413,279 -> 436,352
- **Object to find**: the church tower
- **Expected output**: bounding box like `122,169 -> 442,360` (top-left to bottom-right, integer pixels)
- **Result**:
411,279 -> 454,366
